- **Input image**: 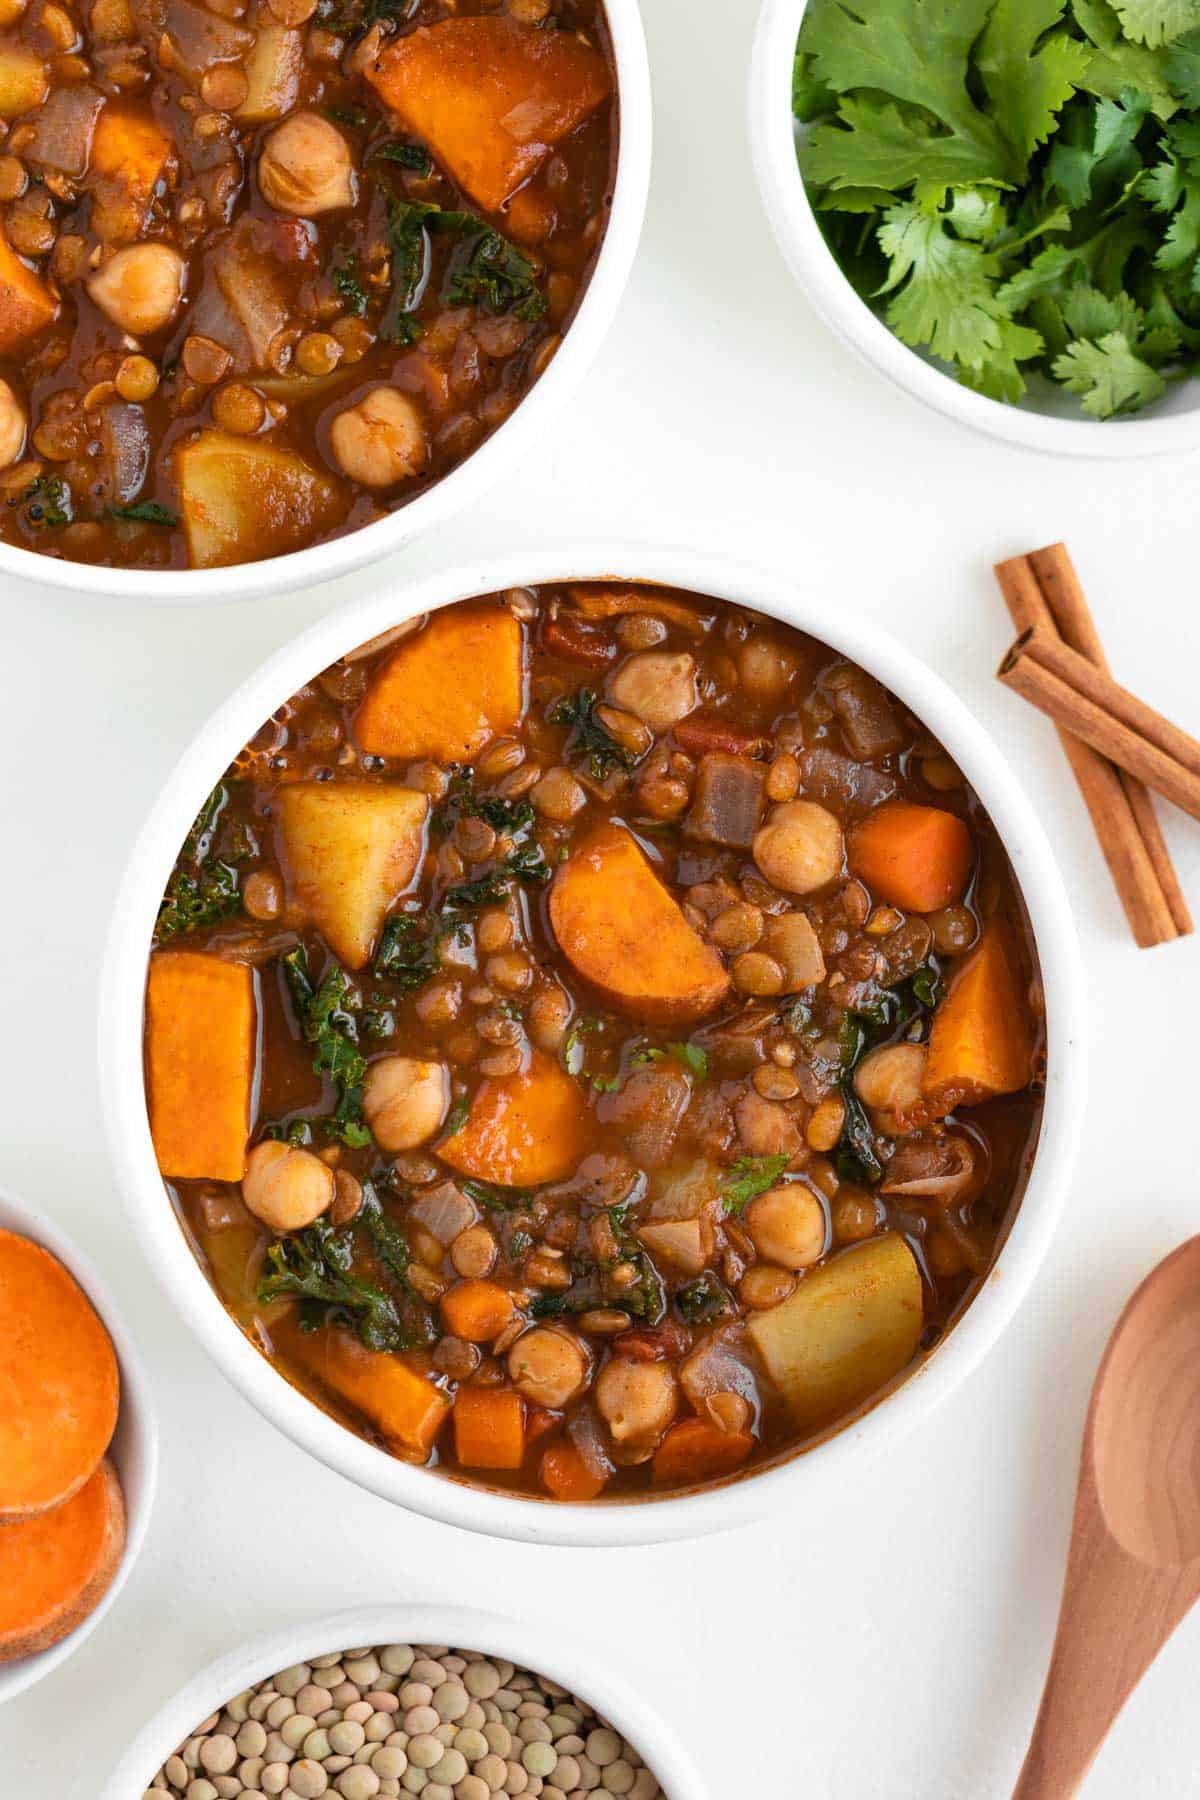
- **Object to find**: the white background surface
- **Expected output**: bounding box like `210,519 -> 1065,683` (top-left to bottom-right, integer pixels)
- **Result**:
2,1 -> 1200,1793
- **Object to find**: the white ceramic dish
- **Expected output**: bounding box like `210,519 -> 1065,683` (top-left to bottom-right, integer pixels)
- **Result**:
99,544 -> 1085,1547
0,1185 -> 158,1707
102,1601 -> 706,1799
749,0 -> 1200,458
0,2 -> 651,605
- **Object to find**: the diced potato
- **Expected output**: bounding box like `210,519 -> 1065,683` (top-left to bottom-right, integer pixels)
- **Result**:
89,105 -> 172,242
235,24 -> 302,124
637,1218 -> 709,1277
145,951 -> 256,1182
276,780 -> 428,970
174,429 -> 345,569
364,16 -> 611,213
746,1234 -> 924,1433
0,219 -> 56,354
0,42 -> 45,118
353,603 -> 524,762
287,1324 -> 449,1462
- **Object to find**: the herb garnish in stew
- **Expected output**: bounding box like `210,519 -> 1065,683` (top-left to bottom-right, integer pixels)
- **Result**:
144,582 -> 1045,1500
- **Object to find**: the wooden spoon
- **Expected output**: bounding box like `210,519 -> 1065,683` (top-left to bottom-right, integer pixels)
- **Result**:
1014,1237 -> 1200,1797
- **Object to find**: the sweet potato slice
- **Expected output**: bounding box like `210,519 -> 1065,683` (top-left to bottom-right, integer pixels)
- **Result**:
288,1325 -> 449,1462
847,802 -> 973,913
439,1047 -> 590,1187
0,1232 -> 119,1521
146,951 -> 255,1182
541,1440 -> 608,1501
353,603 -> 523,762
174,429 -> 345,570
0,1458 -> 125,1663
453,1387 -> 525,1470
549,822 -> 731,1024
651,1417 -> 755,1486
89,105 -> 172,241
923,924 -> 1034,1114
276,780 -> 428,970
0,218 -> 56,353
364,16 -> 610,213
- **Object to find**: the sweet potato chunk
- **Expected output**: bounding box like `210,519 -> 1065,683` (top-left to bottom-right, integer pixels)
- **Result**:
453,1387 -> 525,1470
146,951 -> 255,1182
541,1440 -> 607,1501
0,218 -> 56,353
651,1417 -> 755,1486
354,603 -> 524,762
847,803 -> 972,913
289,1325 -> 449,1462
174,429 -> 344,569
747,1235 -> 924,1432
923,924 -> 1034,1114
364,16 -> 610,213
276,780 -> 428,970
89,105 -> 172,241
549,822 -> 731,1024
0,1231 -> 119,1521
440,1048 -> 590,1187
0,1459 -> 125,1663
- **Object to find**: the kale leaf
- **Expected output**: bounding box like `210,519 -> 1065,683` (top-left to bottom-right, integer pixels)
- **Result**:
22,476 -> 72,529
156,783 -> 243,942
282,946 -> 372,1148
108,501 -> 178,526
550,688 -> 638,779
720,1154 -> 791,1215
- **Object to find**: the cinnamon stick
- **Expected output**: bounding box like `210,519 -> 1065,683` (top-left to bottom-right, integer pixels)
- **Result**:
1014,629 -> 1200,786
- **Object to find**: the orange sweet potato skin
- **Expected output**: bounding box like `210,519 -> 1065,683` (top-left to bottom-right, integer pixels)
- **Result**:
0,219 -> 56,354
923,925 -> 1034,1114
288,1326 -> 450,1461
89,106 -> 173,241
453,1387 -> 525,1470
0,1232 -> 120,1522
364,16 -> 611,213
549,822 -> 731,1025
439,1047 -> 591,1187
0,1458 -> 125,1663
354,604 -> 524,762
145,951 -> 256,1182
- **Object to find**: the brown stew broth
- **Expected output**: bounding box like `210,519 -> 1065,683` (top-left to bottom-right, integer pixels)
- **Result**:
149,583 -> 1045,1500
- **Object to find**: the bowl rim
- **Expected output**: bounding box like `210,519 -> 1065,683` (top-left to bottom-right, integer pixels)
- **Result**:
748,0 -> 1200,459
100,1600 -> 709,1798
98,542 -> 1086,1547
0,1183 -> 159,1707
0,0 -> 652,605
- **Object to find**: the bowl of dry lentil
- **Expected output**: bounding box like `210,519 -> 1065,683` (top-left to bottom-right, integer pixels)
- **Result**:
101,1604 -> 704,1800
100,544 -> 1084,1545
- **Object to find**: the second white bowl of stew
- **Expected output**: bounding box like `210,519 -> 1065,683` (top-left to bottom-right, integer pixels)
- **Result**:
0,0 -> 649,598
102,549 -> 1084,1543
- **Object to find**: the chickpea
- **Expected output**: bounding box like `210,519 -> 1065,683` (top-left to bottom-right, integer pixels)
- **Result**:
753,801 -> 844,895
738,634 -> 796,701
362,1055 -> 449,1151
607,651 -> 696,733
595,1358 -> 678,1453
242,1139 -> 334,1232
329,387 -> 427,488
258,110 -> 356,215
0,379 -> 26,470
87,243 -> 185,335
853,1042 -> 927,1114
745,1182 -> 826,1271
507,1326 -> 589,1410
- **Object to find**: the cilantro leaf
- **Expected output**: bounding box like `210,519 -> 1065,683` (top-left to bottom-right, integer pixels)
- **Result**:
977,0 -> 1090,162
877,201 -> 1025,371
1051,327 -> 1169,408
1110,0 -> 1200,46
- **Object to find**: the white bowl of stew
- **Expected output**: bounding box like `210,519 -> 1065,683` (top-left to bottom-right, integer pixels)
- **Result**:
0,0 -> 650,600
100,546 -> 1084,1544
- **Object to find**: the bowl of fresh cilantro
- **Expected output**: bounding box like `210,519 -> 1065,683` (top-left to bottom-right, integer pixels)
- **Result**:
749,0 -> 1200,451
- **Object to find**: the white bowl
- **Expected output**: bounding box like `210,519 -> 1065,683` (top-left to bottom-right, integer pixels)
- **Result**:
749,0 -> 1200,457
102,1601 -> 707,1799
0,1185 -> 158,1706
0,4 -> 651,606
99,544 -> 1085,1546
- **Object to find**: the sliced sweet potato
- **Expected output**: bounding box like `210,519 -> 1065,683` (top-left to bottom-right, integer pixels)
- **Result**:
549,822 -> 731,1025
651,1417 -> 755,1486
145,951 -> 256,1182
89,105 -> 172,241
0,1458 -> 125,1663
287,1324 -> 449,1462
0,1232 -> 119,1521
439,1047 -> 591,1187
276,780 -> 428,970
0,218 -> 57,354
174,429 -> 345,570
846,803 -> 973,913
353,603 -> 523,762
364,16 -> 610,213
923,923 -> 1034,1114
453,1386 -> 525,1470
541,1440 -> 607,1501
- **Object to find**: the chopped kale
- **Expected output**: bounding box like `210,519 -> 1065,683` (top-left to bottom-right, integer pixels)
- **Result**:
431,768 -> 536,839
372,139 -> 434,176
108,501 -> 178,526
332,247 -> 368,316
676,1273 -> 734,1324
326,104 -> 366,127
460,1178 -> 528,1211
281,946 -> 371,1147
445,228 -> 547,320
550,688 -> 638,780
373,913 -> 437,989
382,198 -> 546,342
156,782 -> 243,942
439,1094 -> 470,1141
720,1154 -> 791,1216
836,1083 -> 885,1186
258,1208 -> 433,1353
21,475 -> 71,529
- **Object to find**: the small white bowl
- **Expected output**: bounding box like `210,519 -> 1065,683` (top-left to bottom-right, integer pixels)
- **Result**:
102,1602 -> 706,1800
0,1185 -> 158,1707
749,0 -> 1200,457
99,544 -> 1085,1547
0,2 -> 651,605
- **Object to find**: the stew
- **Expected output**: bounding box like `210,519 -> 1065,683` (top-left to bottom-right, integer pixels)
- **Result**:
0,0 -> 615,570
144,582 -> 1046,1500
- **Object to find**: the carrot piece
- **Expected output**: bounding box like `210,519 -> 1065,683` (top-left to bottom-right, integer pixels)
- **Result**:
652,1418 -> 755,1487
453,1387 -> 526,1470
0,1232 -> 119,1522
549,822 -> 731,1025
923,924 -> 1034,1114
440,1278 -> 516,1345
276,779 -> 428,970
353,603 -> 524,763
364,16 -> 610,213
145,951 -> 256,1182
847,802 -> 973,913
439,1047 -> 591,1187
0,218 -> 57,354
0,1458 -> 125,1663
89,105 -> 172,241
541,1441 -> 608,1501
287,1325 -> 450,1461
